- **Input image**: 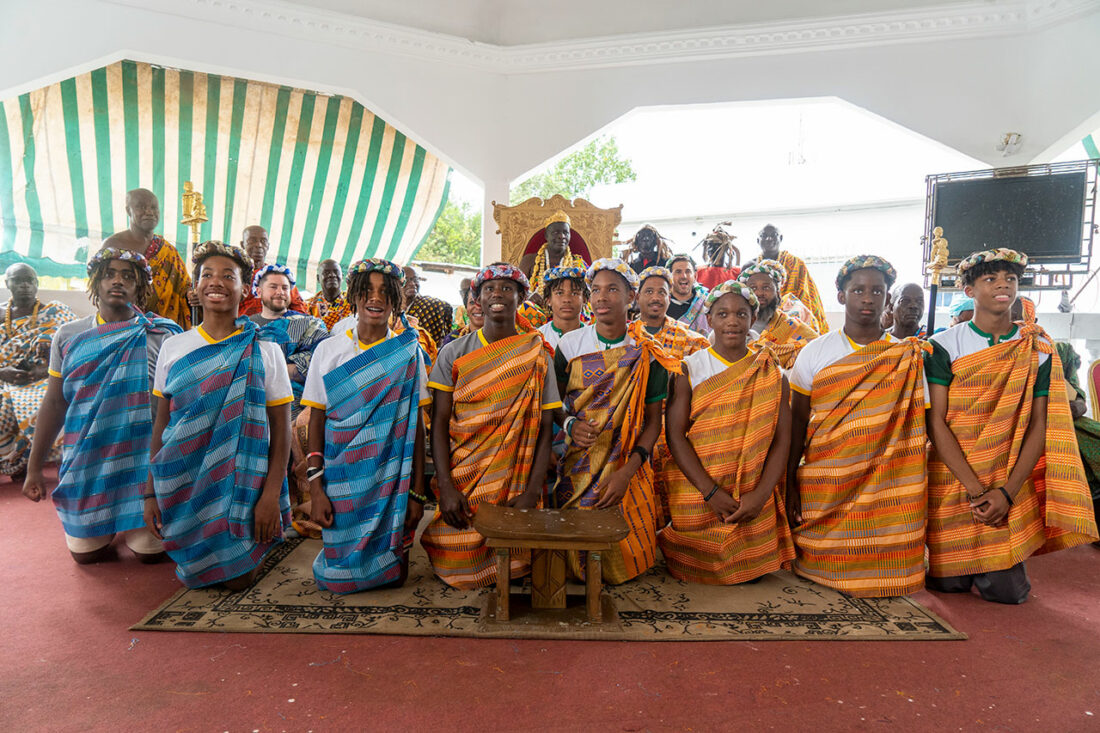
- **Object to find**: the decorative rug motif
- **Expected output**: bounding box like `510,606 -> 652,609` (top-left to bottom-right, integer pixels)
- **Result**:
133,538 -> 966,641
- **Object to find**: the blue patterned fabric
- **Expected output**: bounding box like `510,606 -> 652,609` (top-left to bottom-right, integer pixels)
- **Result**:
312,326 -> 421,593
51,313 -> 181,538
254,312 -> 329,413
151,317 -> 290,588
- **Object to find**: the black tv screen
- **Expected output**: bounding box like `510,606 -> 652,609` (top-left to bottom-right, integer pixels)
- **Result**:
932,171 -> 1086,263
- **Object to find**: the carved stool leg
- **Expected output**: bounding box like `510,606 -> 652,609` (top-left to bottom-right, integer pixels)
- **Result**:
586,551 -> 602,623
531,549 -> 567,609
496,548 -> 510,622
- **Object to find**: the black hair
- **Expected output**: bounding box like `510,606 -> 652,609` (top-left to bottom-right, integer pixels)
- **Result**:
838,267 -> 897,292
542,275 -> 589,301
666,254 -> 696,270
961,259 -> 1025,287
192,252 -> 252,289
347,269 -> 403,314
87,259 -> 150,310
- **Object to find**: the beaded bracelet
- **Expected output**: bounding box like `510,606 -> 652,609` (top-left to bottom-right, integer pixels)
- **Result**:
306,467 -> 325,482
409,490 -> 428,503
306,451 -> 324,461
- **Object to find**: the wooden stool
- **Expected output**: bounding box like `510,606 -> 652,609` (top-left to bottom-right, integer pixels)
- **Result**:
473,504 -> 629,626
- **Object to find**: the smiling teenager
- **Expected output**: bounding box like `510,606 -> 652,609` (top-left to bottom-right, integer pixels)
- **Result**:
144,241 -> 293,591
924,248 -> 1098,604
22,249 -> 181,565
786,256 -> 929,598
660,281 -> 796,584
421,263 -> 560,589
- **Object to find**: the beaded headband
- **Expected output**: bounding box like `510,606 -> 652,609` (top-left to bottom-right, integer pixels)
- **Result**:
346,258 -> 405,285
251,263 -> 295,294
471,263 -> 530,298
835,255 -> 897,290
957,247 -> 1028,274
705,280 -> 759,312
586,257 -> 639,292
87,247 -> 153,284
738,259 -> 787,289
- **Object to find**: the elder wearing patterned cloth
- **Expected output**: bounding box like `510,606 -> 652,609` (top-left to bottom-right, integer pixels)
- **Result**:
421,263 -> 560,589
747,224 -> 829,333
401,266 -> 453,348
738,259 -> 818,369
924,248 -> 1097,604
786,255 -> 930,598
306,259 -> 352,330
660,281 -> 795,584
22,249 -> 181,564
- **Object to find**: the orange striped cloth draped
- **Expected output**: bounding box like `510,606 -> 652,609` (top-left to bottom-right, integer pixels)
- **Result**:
555,321 -> 681,584
659,348 -> 795,584
777,251 -> 828,333
754,311 -> 818,369
927,324 -> 1098,578
420,331 -> 548,589
793,338 -> 929,597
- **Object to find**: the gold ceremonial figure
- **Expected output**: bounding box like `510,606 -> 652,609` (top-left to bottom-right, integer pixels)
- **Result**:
180,181 -> 208,245
929,226 -> 949,286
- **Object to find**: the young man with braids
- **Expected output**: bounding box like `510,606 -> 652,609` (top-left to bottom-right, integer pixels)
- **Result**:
738,259 -> 818,369
786,255 -> 929,598
538,266 -> 588,351
302,259 -> 430,592
925,248 -> 1097,604
144,241 -> 293,591
421,264 -> 560,589
22,248 -> 181,564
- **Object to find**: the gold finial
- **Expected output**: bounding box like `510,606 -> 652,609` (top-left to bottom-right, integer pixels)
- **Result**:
180,181 -> 208,245
929,226 -> 950,287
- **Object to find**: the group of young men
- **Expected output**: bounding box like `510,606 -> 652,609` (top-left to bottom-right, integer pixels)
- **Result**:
16,200 -> 1100,605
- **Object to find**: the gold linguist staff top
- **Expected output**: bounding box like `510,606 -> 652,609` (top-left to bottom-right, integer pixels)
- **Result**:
180,181 -> 208,246
928,225 -> 950,286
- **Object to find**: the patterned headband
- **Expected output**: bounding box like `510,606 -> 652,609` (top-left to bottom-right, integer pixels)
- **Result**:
88,247 -> 153,284
738,259 -> 787,289
705,280 -> 759,312
472,263 -> 530,297
638,265 -> 673,287
251,263 -> 296,294
192,240 -> 252,277
586,257 -> 639,292
957,247 -> 1029,274
347,258 -> 405,285
543,265 -> 587,284
835,255 -> 897,290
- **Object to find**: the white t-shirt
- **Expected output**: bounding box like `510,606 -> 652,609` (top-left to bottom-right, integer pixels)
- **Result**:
789,328 -> 928,405
556,324 -> 635,362
152,326 -> 293,406
683,347 -> 754,390
927,321 -> 1050,368
301,328 -> 430,411
538,321 -> 579,352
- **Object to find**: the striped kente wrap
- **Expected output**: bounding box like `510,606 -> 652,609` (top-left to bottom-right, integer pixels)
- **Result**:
421,331 -> 549,589
753,309 -> 819,369
254,312 -> 329,418
151,318 -> 291,588
777,251 -> 828,333
312,327 -> 421,594
674,287 -> 710,335
144,236 -> 193,330
927,324 -> 1098,577
52,314 -> 181,539
555,320 -> 681,584
793,338 -> 929,597
659,347 -> 795,584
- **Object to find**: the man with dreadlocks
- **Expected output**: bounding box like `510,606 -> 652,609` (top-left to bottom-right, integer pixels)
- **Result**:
738,260 -> 818,370
623,224 -> 673,275
787,255 -> 929,598
22,248 -> 181,565
694,223 -> 741,290
303,259 -> 431,592
924,248 -> 1097,604
144,241 -> 293,591
422,263 -> 560,589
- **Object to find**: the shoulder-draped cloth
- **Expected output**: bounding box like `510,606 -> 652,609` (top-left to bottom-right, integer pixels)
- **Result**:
927,323 -> 1099,578
659,346 -> 796,584
0,300 -> 77,474
753,310 -> 819,369
793,337 -> 929,597
144,235 -> 193,329
420,328 -> 551,589
255,313 -> 329,417
52,312 -> 181,538
777,251 -> 828,333
151,317 -> 291,588
555,320 -> 681,584
312,325 -> 422,593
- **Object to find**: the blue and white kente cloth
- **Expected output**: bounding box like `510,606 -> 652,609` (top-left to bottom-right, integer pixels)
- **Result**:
51,312 -> 181,539
250,311 -> 329,416
151,317 -> 293,588
675,285 -> 710,336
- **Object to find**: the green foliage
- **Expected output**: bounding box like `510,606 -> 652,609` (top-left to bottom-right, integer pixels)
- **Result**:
510,136 -> 637,204
415,199 -> 482,266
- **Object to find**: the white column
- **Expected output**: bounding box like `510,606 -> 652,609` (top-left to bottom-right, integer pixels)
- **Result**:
481,178 -> 510,266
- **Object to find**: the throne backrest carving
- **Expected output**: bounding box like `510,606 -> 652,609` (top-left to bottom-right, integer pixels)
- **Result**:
493,194 -> 622,266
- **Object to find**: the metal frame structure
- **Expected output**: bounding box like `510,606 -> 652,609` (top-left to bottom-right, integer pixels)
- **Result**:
922,159 -> 1098,291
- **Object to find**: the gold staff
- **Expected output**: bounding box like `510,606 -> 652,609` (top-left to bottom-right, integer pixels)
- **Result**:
180,181 -> 208,326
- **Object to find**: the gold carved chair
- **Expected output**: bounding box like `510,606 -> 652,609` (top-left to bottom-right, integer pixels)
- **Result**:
493,194 -> 622,267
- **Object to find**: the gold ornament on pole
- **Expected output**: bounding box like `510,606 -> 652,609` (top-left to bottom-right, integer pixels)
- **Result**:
180,181 -> 208,326
925,225 -> 952,332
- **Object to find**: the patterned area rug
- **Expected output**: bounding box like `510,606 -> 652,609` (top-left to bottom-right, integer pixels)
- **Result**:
134,538 -> 965,641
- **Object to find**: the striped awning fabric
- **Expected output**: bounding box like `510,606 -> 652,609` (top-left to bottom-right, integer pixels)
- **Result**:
0,60 -> 451,285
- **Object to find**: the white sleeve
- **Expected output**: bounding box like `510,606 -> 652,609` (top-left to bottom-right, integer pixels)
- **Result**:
417,350 -> 431,406
152,340 -> 171,397
788,342 -> 817,396
260,341 -> 294,405
301,347 -> 328,410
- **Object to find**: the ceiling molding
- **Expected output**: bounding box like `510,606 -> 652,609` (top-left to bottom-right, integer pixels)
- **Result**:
107,0 -> 1100,73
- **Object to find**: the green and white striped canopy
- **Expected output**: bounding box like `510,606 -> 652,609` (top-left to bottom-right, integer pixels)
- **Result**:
0,59 -> 451,284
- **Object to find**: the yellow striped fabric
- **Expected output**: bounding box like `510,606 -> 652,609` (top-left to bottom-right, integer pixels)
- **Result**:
778,251 -> 828,333
421,331 -> 547,589
793,338 -> 929,597
754,310 -> 818,369
659,347 -> 795,584
0,60 -> 450,282
927,323 -> 1099,577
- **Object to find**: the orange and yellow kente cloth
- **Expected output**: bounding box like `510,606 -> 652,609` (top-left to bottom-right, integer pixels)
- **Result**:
144,236 -> 192,329
420,330 -> 554,589
927,323 -> 1098,578
753,309 -> 819,369
555,320 -> 681,584
777,251 -> 828,333
306,292 -> 353,330
659,347 -> 795,584
793,338 -> 928,597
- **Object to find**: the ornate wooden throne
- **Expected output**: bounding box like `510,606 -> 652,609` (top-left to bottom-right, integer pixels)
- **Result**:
492,194 -> 623,266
